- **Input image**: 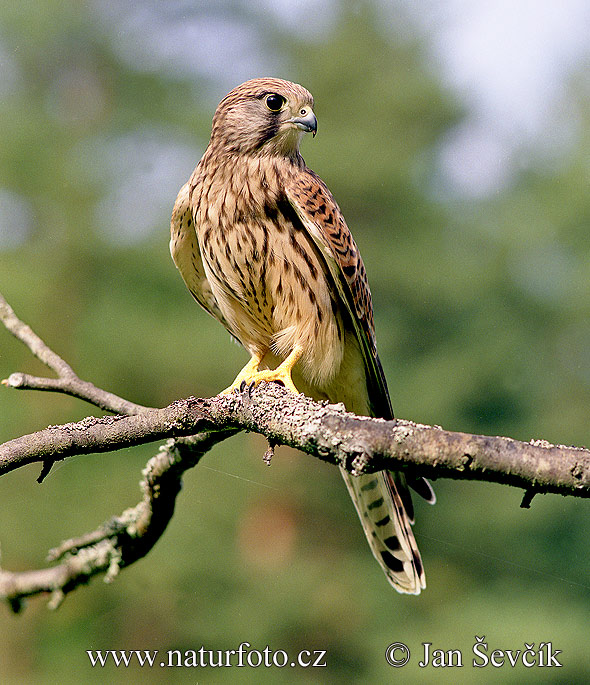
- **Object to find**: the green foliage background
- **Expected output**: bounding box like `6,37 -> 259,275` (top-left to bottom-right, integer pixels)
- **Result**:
1,1 -> 589,682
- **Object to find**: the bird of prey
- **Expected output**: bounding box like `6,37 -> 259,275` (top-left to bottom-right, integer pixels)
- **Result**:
170,77 -> 434,594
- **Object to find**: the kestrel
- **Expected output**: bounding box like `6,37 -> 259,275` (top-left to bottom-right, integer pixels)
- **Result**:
170,78 -> 434,594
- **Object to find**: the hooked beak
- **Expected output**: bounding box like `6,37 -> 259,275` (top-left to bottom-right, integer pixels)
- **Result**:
289,109 -> 317,137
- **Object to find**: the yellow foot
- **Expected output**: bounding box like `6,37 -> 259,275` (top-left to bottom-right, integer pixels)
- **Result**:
238,366 -> 300,394
222,346 -> 303,395
221,355 -> 262,394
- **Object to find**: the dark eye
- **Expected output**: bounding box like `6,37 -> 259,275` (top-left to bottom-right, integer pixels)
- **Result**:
265,94 -> 286,112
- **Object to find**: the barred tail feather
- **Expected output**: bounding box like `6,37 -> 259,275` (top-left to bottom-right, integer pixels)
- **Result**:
340,468 -> 425,594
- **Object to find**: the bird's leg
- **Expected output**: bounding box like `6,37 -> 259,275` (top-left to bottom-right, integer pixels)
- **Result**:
221,352 -> 265,394
222,346 -> 303,395
249,345 -> 302,393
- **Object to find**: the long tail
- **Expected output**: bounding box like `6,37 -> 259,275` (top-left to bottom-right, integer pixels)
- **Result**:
340,468 -> 425,594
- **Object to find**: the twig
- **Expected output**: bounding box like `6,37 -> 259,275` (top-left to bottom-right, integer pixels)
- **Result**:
0,293 -> 149,415
0,293 -> 76,378
520,489 -> 537,509
0,431 -> 235,611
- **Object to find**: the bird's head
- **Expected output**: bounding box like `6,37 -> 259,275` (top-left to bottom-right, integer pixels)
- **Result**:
209,78 -> 317,158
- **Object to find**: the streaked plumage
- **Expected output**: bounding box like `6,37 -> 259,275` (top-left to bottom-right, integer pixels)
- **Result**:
170,78 -> 433,593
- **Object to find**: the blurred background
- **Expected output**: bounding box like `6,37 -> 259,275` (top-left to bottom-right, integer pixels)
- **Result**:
1,0 -> 590,682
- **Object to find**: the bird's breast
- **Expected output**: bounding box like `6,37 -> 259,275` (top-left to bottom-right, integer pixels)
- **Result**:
192,160 -> 345,386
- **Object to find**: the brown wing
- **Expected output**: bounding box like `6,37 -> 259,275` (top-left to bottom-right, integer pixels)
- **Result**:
286,167 -> 435,592
286,168 -> 435,506
285,168 -> 394,421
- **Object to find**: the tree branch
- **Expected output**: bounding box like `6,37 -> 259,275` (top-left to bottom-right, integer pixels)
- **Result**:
2,384 -> 589,496
0,431 -> 235,612
0,293 -> 149,415
1,291 -> 590,610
